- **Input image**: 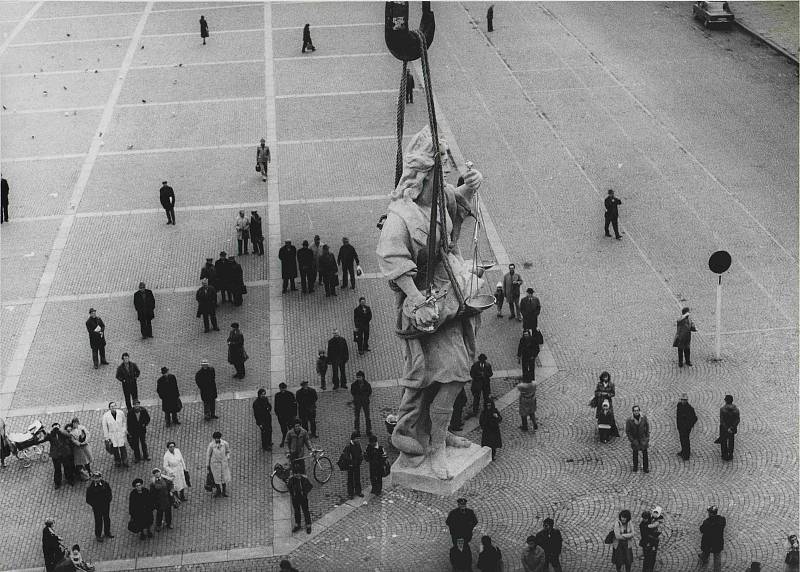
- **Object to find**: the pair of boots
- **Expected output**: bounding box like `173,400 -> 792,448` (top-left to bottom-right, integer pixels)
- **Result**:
213,484 -> 228,497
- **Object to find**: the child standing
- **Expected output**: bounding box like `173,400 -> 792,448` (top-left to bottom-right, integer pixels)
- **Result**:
494,282 -> 504,317
316,350 -> 328,390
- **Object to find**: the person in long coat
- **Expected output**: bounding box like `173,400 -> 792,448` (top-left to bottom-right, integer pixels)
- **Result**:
676,393 -> 698,460
625,406 -> 650,473
195,278 -> 219,332
199,15 -> 209,44
278,240 -> 298,293
318,244 -> 338,296
594,372 -> 619,437
195,359 -> 218,421
163,441 -> 188,501
249,211 -> 264,255
516,379 -> 537,431
42,519 -> 64,572
235,210 -> 250,255
206,431 -> 231,497
128,478 -> 154,540
101,402 -> 128,467
296,240 -> 315,293
301,23 -> 315,52
227,322 -> 247,378
479,398 -> 502,460
673,306 -> 696,367
85,308 -> 108,369
214,252 -> 231,303
69,417 -> 92,475
227,256 -> 245,307
156,367 -> 181,426
699,505 -> 726,569
517,329 -> 539,382
85,471 -> 113,541
326,329 -> 349,389
133,282 -> 155,339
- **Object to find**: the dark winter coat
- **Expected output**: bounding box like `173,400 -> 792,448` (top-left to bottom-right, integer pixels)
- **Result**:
279,244 -> 298,278
479,407 -> 502,449
625,415 -> 650,450
604,195 -> 621,218
46,428 -> 73,459
446,507 -> 478,540
156,374 -> 180,413
296,386 -> 318,414
85,316 -> 106,349
115,362 -> 141,386
249,213 -> 263,242
149,477 -> 173,510
534,528 -> 563,555
200,16 -> 209,38
519,294 -> 541,330
477,544 -> 502,571
517,336 -> 540,362
327,335 -> 349,364
364,444 -> 385,477
0,178 -> 8,206
159,184 -> 175,208
195,285 -> 217,314
353,305 -> 372,329
253,396 -> 272,425
297,246 -> 314,269
214,257 -> 230,289
673,314 -> 696,348
86,479 -> 112,509
450,544 -> 473,571
700,514 -> 726,553
676,401 -> 698,432
350,378 -> 372,404
719,404 -> 740,437
126,408 -> 150,436
470,360 -> 493,393
128,488 -> 154,530
344,441 -> 363,466
200,263 -> 218,289
318,251 -> 337,276
337,243 -> 359,268
274,390 -> 297,422
227,329 -> 246,364
302,24 -> 311,43
594,381 -> 615,418
133,289 -> 155,321
228,260 -> 245,296
195,367 -> 217,402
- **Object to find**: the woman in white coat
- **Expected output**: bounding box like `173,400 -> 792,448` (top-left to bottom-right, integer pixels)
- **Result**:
163,441 -> 188,501
101,401 -> 129,467
206,431 -> 231,497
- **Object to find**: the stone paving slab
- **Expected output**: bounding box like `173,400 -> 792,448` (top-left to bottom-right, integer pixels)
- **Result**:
0,219 -> 60,300
0,2 -> 34,21
79,149 -> 266,213
0,157 -> 83,219
2,38 -> 131,75
130,30 -> 262,68
2,67 -> 117,112
272,24 -> 386,59
49,209 -> 268,296
13,11 -> 141,44
275,90 -> 429,141
0,399 -> 274,571
1,108 -> 101,158
0,305 -> 27,378
275,54 -> 399,97
143,3 -> 263,37
101,98 -> 265,153
34,2 -> 143,20
11,290 -> 270,409
271,1 -> 382,29
118,60 -> 263,105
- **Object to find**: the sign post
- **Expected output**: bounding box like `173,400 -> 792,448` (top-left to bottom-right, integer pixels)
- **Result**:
708,251 -> 732,361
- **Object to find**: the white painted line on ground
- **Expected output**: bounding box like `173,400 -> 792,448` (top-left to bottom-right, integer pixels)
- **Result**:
272,22 -> 382,31
0,4 -> 154,411
10,95 -> 264,116
274,51 -> 387,61
0,1 -> 42,57
275,88 -> 395,100
278,134 -> 398,145
2,152 -> 88,164
279,194 -> 388,205
10,34 -> 132,48
97,142 -> 253,157
1,58 -> 265,79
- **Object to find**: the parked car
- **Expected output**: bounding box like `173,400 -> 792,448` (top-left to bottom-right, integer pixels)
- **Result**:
693,1 -> 735,28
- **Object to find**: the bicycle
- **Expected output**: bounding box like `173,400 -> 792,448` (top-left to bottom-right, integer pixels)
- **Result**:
271,448 -> 333,493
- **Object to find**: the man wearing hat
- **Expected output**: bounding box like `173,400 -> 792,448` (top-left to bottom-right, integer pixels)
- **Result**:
699,505 -> 726,570
159,181 -> 175,225
519,287 -> 541,333
227,322 -> 247,378
275,382 -> 297,448
214,251 -> 231,303
718,394 -> 740,461
446,498 -> 478,547
195,359 -> 218,421
156,367 -> 181,426
85,472 -> 113,542
200,258 -> 218,298
85,308 -> 108,369
296,380 -> 318,438
126,400 -> 151,463
133,282 -> 155,339
676,393 -> 698,460
195,278 -> 219,333
278,240 -> 298,293
534,518 -> 563,571
297,240 -> 315,293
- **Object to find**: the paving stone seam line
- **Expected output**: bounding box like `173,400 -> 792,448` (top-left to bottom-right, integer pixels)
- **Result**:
525,4 -> 794,324
272,22 -> 382,31
7,96 -> 264,116
536,3 -> 797,263
274,88 -> 397,100
0,1 -> 42,57
1,59 -> 265,79
0,4 -> 154,405
6,2 -> 259,24
274,51 -> 387,62
456,3 -> 684,313
9,27 -> 269,49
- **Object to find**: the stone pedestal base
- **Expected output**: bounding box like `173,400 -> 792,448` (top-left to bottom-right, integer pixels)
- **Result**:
389,444 -> 492,495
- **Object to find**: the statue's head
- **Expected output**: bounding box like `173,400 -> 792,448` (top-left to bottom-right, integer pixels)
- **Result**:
391,125 -> 449,201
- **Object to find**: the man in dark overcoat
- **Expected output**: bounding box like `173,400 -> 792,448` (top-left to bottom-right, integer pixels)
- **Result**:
676,393 -> 698,460
699,505 -> 726,570
126,400 -> 151,463
466,354 -> 493,418
1,174 -> 9,223
337,237 -> 360,289
604,188 -> 622,239
200,258 -> 217,297
279,240 -> 298,293
350,371 -> 372,436
446,498 -> 478,547
159,181 -> 175,225
297,240 -> 315,293
519,288 -> 541,333
195,359 -> 218,420
319,244 -> 338,296
249,210 -> 264,255
115,352 -> 141,410
327,329 -> 349,389
253,388 -> 273,450
133,282 -> 155,339
85,471 -> 113,541
195,278 -> 219,333
719,394 -> 740,460
227,322 -> 247,378
156,367 -> 181,426
227,255 -> 245,307
85,308 -> 108,369
214,252 -> 231,303
353,297 -> 372,354
274,383 -> 297,448
296,380 -> 318,438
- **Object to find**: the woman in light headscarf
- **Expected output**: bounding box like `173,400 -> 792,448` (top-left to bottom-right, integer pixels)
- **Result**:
163,441 -> 188,502
376,125 -> 486,479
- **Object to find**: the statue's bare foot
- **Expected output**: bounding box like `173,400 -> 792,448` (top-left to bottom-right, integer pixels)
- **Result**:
429,446 -> 453,480
395,451 -> 425,469
446,432 -> 472,448
391,432 -> 425,457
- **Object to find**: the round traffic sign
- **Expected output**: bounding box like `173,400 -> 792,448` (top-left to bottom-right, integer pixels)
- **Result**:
708,250 -> 732,274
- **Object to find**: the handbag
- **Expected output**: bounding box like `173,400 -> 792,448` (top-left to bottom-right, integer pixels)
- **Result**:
204,468 -> 214,492
604,529 -> 615,544
184,470 -> 191,487
588,396 -> 598,408
176,398 -> 183,413
337,449 -> 350,471
127,519 -> 138,533
255,163 -> 261,172
381,457 -> 391,478
104,439 -> 114,455
242,349 -> 249,362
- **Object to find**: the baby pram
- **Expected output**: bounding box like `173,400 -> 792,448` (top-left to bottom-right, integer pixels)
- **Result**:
8,420 -> 48,467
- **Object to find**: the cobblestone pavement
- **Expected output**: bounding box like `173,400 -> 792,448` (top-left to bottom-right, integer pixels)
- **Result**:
1,1 -> 797,571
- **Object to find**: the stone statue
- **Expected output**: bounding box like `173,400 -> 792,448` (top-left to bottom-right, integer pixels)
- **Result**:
376,125 -> 488,479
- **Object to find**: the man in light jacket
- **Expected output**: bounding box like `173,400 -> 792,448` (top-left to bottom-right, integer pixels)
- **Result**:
101,402 -> 128,468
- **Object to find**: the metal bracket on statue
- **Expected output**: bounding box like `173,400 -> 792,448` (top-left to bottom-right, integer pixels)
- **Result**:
385,1 -> 435,62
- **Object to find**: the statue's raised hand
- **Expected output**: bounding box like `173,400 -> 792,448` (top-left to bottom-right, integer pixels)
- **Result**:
461,168 -> 483,191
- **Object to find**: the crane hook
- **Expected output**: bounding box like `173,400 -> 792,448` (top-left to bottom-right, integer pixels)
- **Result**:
385,1 -> 435,62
